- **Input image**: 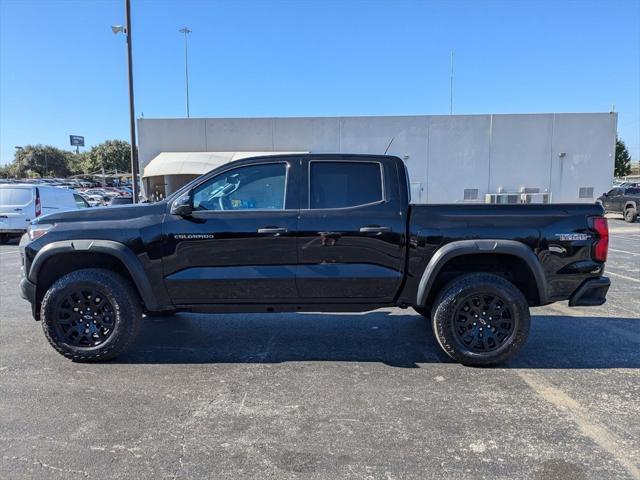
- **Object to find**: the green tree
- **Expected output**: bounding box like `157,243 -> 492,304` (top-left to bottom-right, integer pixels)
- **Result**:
615,138 -> 632,177
83,140 -> 131,174
0,164 -> 12,178
12,145 -> 72,178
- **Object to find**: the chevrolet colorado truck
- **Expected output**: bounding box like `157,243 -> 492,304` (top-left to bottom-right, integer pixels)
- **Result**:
19,154 -> 611,366
597,186 -> 640,223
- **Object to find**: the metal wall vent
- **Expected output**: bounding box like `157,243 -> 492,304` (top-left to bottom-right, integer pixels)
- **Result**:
579,187 -> 594,199
464,188 -> 479,201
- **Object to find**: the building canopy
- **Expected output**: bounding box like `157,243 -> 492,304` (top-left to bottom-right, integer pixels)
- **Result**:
142,151 -> 305,179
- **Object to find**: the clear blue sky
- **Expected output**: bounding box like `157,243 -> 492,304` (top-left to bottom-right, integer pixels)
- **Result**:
1,0 -> 639,165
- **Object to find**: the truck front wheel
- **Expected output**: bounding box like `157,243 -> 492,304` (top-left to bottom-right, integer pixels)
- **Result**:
431,273 -> 530,366
40,268 -> 142,362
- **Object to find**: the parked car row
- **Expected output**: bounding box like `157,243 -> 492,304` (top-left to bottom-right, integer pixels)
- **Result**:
0,181 -> 133,243
77,187 -> 133,206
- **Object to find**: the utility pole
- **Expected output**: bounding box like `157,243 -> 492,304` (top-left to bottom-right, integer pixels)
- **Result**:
179,27 -> 192,118
449,51 -> 454,115
125,0 -> 140,201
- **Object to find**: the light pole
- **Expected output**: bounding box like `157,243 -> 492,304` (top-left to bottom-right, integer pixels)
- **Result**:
179,27 -> 192,118
111,0 -> 140,203
449,51 -> 454,115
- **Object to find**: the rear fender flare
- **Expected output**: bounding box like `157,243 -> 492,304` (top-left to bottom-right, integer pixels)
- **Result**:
416,239 -> 547,307
29,239 -> 160,310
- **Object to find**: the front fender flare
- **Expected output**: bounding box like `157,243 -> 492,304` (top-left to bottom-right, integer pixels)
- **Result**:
416,239 -> 547,307
29,239 -> 160,310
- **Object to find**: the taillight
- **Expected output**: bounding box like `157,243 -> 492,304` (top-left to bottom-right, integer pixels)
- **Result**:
35,187 -> 42,217
592,216 -> 608,262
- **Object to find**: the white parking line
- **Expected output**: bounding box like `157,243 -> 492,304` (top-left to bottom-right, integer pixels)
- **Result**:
607,271 -> 640,283
609,248 -> 640,256
517,371 -> 640,480
0,251 -> 19,255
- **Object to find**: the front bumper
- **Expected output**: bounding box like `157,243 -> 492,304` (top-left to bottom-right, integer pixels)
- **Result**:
568,276 -> 610,307
19,277 -> 38,319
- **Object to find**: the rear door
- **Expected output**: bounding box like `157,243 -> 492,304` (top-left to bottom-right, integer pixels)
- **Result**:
296,157 -> 406,302
162,159 -> 301,304
0,186 -> 34,231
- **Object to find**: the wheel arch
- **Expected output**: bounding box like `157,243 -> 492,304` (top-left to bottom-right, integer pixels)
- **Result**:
29,240 -> 160,312
416,240 -> 547,308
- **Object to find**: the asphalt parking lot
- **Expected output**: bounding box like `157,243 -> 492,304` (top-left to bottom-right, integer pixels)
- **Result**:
1,218 -> 639,480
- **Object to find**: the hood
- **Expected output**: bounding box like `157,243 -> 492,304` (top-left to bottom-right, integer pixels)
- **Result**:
34,202 -> 166,225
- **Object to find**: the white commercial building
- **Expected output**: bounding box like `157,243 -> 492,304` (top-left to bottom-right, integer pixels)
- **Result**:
138,113 -> 617,203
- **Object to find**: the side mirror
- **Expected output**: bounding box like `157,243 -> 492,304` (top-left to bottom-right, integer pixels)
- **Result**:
170,191 -> 193,216
602,192 -> 608,197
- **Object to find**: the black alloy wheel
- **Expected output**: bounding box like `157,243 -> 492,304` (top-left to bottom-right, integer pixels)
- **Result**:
53,287 -> 116,348
451,293 -> 516,353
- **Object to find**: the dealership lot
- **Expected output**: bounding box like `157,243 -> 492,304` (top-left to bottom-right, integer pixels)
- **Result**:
1,220 -> 638,479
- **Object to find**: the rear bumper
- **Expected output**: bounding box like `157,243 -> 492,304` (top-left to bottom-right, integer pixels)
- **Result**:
568,277 -> 610,307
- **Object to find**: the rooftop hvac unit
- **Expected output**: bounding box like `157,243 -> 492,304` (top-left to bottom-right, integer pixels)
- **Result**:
521,192 -> 550,204
485,193 -> 520,204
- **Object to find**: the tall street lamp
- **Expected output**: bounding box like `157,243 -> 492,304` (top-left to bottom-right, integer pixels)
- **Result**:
111,0 -> 140,203
179,27 -> 192,118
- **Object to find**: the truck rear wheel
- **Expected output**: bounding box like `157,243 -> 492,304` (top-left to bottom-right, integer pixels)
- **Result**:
624,206 -> 638,223
431,273 -> 530,366
40,268 -> 142,362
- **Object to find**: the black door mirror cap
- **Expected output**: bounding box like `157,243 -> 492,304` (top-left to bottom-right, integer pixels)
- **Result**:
170,191 -> 194,216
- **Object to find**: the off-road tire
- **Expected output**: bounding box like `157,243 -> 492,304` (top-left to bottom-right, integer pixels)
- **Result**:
431,273 -> 530,367
624,206 -> 638,223
41,268 -> 142,362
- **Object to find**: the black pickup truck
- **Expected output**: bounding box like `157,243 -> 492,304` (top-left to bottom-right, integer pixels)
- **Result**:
597,186 -> 640,223
20,154 -> 610,366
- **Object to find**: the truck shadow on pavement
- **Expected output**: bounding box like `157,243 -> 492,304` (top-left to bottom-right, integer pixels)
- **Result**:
114,311 -> 640,369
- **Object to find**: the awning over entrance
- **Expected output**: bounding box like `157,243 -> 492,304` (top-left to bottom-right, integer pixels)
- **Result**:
142,151 -> 306,178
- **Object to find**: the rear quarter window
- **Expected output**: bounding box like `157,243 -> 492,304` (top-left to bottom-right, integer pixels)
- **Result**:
0,187 -> 33,206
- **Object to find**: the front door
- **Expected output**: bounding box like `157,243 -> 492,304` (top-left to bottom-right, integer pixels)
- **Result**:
162,160 -> 299,304
296,158 -> 406,302
603,188 -> 621,212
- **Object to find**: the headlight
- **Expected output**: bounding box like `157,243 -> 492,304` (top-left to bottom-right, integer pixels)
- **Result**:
28,223 -> 54,241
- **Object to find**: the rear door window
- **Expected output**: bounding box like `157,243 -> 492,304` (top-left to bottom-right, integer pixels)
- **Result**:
0,187 -> 33,206
309,161 -> 383,209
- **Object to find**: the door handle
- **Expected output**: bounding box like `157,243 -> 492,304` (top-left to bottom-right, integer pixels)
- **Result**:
359,226 -> 391,234
257,227 -> 288,234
